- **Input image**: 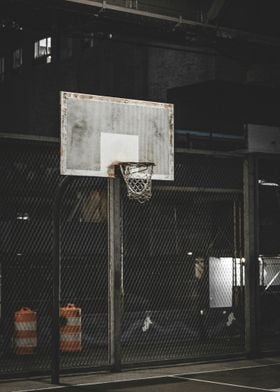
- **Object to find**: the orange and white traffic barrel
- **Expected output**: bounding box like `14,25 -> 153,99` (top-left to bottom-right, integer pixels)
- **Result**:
14,307 -> 37,355
60,304 -> 81,352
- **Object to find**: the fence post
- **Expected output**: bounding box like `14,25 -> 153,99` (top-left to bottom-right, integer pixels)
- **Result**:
243,155 -> 260,356
52,176 -> 73,384
108,176 -> 122,371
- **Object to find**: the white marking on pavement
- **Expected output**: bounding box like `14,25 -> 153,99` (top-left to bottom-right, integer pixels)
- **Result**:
12,387 -> 64,392
171,361 -> 280,377
11,361 -> 280,392
171,375 -> 272,391
11,374 -> 171,392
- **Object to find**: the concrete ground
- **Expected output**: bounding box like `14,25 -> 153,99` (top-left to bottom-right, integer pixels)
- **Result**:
1,356 -> 280,392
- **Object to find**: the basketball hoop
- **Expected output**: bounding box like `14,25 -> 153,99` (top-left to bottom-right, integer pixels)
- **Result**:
120,162 -> 155,203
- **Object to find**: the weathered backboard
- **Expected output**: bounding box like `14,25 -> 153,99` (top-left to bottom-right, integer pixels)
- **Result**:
60,92 -> 174,180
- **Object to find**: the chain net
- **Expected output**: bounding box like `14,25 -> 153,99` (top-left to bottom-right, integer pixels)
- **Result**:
120,162 -> 154,203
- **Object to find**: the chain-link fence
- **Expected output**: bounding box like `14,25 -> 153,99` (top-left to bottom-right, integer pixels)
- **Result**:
259,157 -> 280,352
122,153 -> 245,363
0,141 -> 59,375
0,140 -> 108,376
0,140 -> 246,377
60,178 -> 108,370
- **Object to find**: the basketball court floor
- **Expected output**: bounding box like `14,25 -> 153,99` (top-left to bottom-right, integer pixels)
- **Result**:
2,356 -> 280,392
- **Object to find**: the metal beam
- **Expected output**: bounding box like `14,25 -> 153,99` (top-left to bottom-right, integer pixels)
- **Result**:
65,0 -> 280,48
175,147 -> 245,158
0,132 -> 59,143
154,185 -> 242,193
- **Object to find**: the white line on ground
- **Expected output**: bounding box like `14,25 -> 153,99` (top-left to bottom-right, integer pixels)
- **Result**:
10,374 -> 172,392
10,361 -> 280,392
171,375 -> 272,391
171,361 -> 280,378
11,387 -> 65,392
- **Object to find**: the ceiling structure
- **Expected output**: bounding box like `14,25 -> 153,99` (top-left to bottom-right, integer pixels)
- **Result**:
1,0 -> 280,50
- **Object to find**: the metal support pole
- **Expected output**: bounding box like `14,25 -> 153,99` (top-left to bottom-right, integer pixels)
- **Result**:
243,155 -> 260,357
108,176 -> 122,372
52,175 -> 72,384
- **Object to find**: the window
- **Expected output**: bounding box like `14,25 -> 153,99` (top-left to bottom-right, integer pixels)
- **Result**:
34,37 -> 52,63
83,32 -> 95,49
12,48 -> 23,69
0,57 -> 5,81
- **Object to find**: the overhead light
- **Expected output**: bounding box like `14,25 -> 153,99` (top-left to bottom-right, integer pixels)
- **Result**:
17,212 -> 30,221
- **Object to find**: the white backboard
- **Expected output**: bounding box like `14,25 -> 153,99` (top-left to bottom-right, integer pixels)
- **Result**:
60,92 -> 174,180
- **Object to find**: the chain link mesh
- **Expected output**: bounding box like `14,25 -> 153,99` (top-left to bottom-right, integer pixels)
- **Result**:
259,158 -> 280,352
0,140 -> 247,375
60,178 -> 108,370
122,153 -> 245,363
0,141 -> 108,376
0,141 -> 59,375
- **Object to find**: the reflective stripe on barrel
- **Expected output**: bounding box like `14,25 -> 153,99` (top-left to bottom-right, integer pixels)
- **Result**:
60,304 -> 82,352
15,338 -> 37,347
14,308 -> 37,355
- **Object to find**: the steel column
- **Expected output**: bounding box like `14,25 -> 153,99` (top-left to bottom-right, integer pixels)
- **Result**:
243,155 -> 260,356
108,176 -> 123,371
52,175 -> 73,384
